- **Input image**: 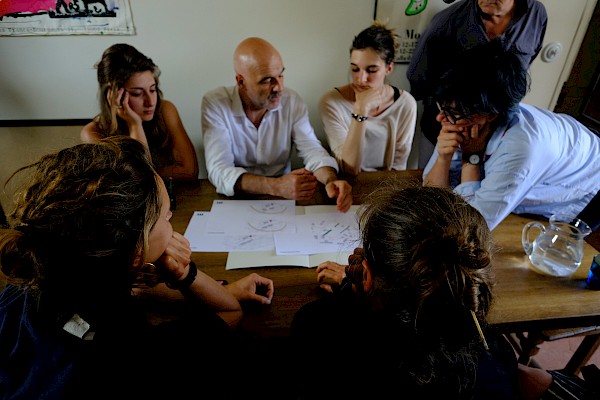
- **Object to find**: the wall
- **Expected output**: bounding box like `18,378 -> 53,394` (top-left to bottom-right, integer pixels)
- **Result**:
0,126 -> 82,211
0,0 -> 375,209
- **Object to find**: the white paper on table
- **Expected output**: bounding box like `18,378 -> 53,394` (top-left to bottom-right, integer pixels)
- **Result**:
300,204 -> 361,215
273,212 -> 360,255
225,249 -> 354,270
205,199 -> 297,235
184,211 -> 274,252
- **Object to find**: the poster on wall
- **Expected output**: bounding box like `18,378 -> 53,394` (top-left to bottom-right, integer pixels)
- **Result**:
0,0 -> 135,36
374,0 -> 455,63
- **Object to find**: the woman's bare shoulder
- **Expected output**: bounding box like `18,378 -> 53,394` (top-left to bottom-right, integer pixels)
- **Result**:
80,120 -> 103,143
160,99 -> 178,113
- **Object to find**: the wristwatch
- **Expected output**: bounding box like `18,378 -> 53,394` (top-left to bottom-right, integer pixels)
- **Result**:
464,153 -> 483,165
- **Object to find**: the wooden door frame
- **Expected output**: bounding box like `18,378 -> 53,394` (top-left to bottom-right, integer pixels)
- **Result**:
554,1 -> 600,133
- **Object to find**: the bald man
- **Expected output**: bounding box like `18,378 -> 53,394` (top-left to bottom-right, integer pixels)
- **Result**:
202,37 -> 352,212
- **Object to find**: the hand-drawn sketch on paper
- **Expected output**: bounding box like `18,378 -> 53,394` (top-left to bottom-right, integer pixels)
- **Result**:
0,0 -> 135,36
206,200 -> 297,235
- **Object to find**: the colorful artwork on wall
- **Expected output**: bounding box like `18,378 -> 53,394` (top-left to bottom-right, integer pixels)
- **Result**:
0,0 -> 134,36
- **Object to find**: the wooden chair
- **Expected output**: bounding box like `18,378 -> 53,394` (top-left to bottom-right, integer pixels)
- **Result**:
507,327 -> 600,375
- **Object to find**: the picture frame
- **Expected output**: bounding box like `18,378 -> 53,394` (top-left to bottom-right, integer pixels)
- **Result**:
0,0 -> 135,36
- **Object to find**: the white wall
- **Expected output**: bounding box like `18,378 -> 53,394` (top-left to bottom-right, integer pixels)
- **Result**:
0,0 -> 378,180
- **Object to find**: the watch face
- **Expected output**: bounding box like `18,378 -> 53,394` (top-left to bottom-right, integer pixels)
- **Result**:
469,154 -> 481,165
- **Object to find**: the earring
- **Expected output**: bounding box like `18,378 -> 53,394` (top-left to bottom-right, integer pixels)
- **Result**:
132,262 -> 164,288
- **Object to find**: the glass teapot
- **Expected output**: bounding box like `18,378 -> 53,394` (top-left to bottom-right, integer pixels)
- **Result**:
521,214 -> 591,277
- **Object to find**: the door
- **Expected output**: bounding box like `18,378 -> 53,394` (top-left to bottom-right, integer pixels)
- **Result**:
524,0 -> 597,109
554,0 -> 600,133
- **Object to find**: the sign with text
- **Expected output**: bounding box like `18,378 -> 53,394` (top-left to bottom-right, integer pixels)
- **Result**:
375,0 -> 455,63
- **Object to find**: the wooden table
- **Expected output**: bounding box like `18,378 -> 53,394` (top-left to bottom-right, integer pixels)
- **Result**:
168,173 -> 600,340
488,215 -> 600,330
489,214 -> 600,373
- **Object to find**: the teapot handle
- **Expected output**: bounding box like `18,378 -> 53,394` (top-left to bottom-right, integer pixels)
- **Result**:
521,221 -> 546,256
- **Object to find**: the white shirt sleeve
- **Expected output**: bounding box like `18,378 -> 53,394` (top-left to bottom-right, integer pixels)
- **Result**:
288,90 -> 338,173
318,89 -> 348,163
201,88 -> 247,196
391,91 -> 417,170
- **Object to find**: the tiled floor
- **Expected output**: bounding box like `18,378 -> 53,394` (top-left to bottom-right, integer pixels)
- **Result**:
530,335 -> 600,373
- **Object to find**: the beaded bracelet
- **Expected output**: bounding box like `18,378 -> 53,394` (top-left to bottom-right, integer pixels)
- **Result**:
351,113 -> 368,122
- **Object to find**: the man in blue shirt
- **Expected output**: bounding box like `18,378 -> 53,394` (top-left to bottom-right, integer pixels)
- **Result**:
422,40 -> 600,231
407,0 -> 547,168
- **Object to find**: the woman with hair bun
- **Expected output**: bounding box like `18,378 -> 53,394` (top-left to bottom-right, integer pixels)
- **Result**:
291,182 -> 596,399
318,21 -> 417,176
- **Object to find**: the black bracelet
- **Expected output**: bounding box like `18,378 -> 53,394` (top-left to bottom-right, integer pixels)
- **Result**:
166,261 -> 197,290
351,113 -> 368,122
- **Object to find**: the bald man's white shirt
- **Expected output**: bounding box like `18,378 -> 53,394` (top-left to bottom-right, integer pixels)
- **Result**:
202,86 -> 338,196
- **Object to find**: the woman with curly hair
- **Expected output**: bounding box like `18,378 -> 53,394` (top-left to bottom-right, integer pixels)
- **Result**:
0,136 -> 273,399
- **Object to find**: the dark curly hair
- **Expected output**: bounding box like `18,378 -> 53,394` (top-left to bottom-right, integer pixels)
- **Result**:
358,181 -> 496,394
433,39 -> 530,128
0,136 -> 161,325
